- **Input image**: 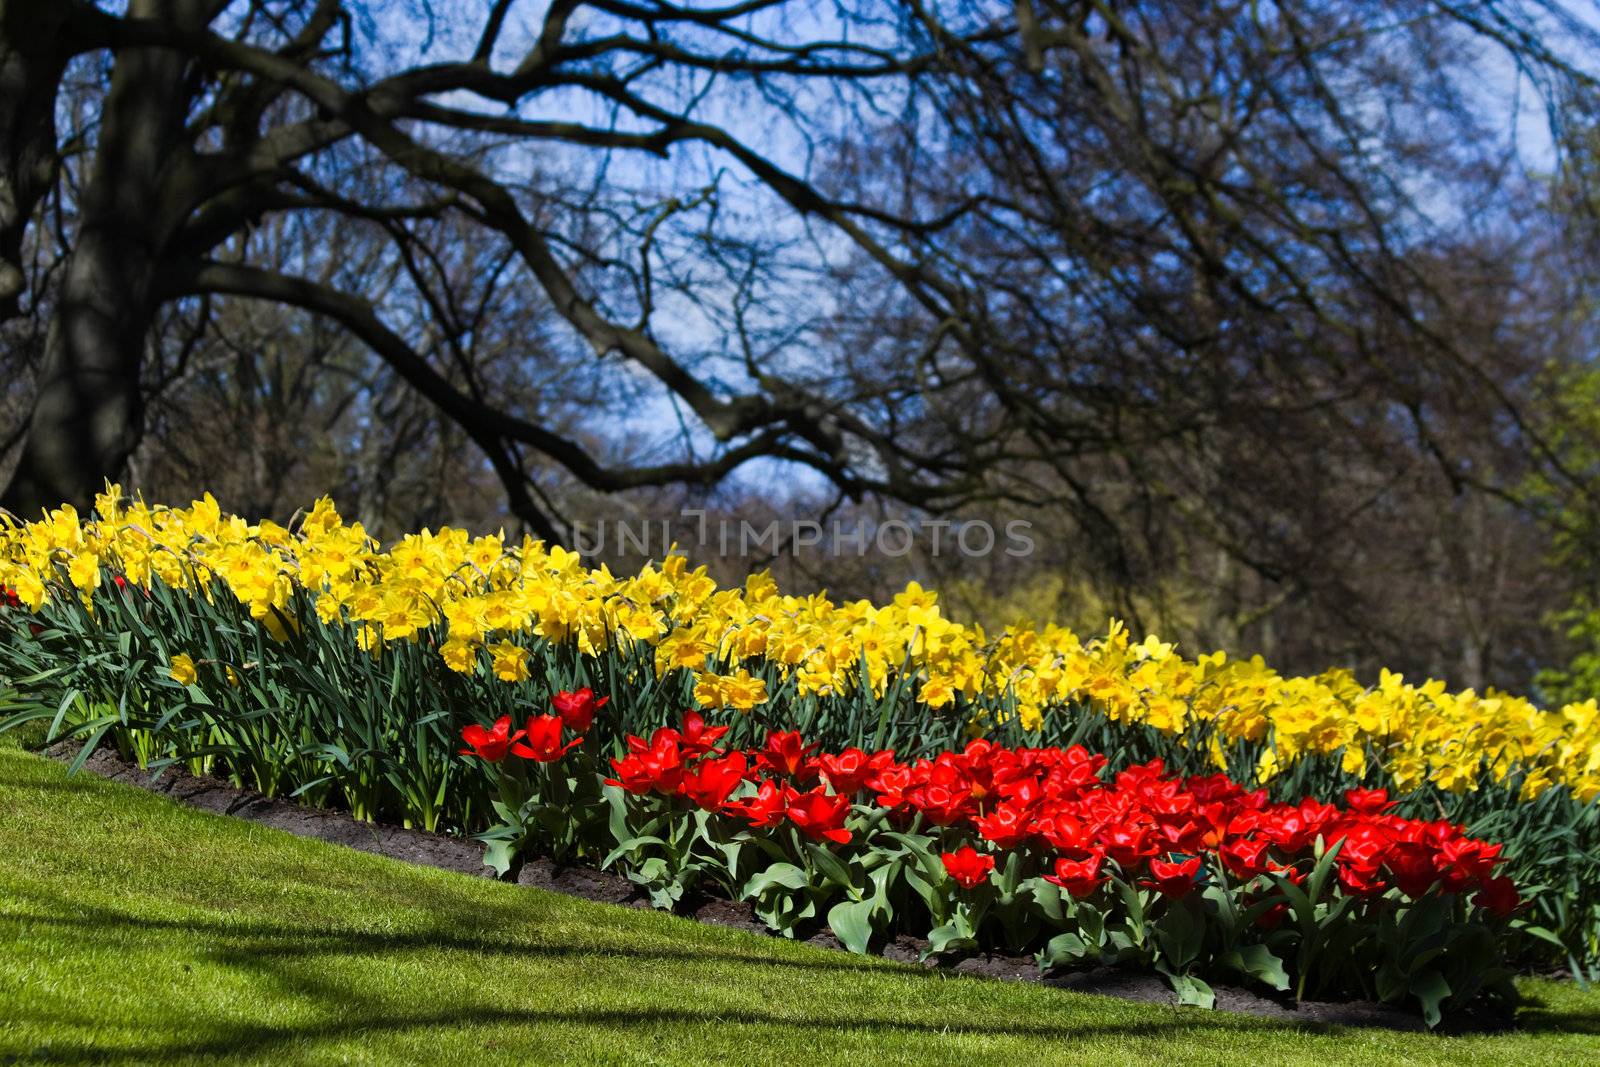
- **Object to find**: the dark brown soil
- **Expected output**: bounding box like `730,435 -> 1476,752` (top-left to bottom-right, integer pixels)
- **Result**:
44,743 -> 1508,1033
515,855 -> 649,906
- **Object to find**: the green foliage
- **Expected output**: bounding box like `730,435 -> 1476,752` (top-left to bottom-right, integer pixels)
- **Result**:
1527,362 -> 1600,707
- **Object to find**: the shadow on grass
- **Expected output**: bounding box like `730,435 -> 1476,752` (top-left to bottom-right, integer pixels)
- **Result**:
3,1003 -> 1231,1065
5,905 -> 901,977
1510,996 -> 1600,1035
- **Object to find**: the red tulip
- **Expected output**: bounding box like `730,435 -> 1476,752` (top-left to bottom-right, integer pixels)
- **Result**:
1384,841 -> 1441,898
1102,822 -> 1156,871
1045,852 -> 1107,898
551,687 -> 608,733
1114,759 -> 1167,790
1155,815 -> 1208,853
606,732 -> 684,794
975,800 -> 1035,849
953,739 -> 1001,800
1344,787 -> 1395,815
906,765 -> 976,825
1041,745 -> 1106,797
1336,863 -> 1387,897
679,752 -> 749,811
679,709 -> 730,757
869,764 -> 914,808
459,715 -> 524,762
941,846 -> 996,889
1036,812 -> 1091,853
817,747 -> 878,795
1438,837 -> 1503,883
583,725 -> 1518,932
785,786 -> 852,844
1185,773 -> 1245,804
511,714 -> 582,762
1140,855 -> 1203,898
1474,874 -> 1521,917
726,778 -> 795,829
757,730 -> 819,779
1219,836 -> 1271,879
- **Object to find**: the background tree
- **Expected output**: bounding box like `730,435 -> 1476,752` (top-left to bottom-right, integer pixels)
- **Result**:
1,0 -> 1597,689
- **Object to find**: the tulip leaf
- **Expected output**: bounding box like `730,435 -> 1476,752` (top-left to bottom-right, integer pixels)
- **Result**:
743,862 -> 809,898
1375,961 -> 1408,1004
805,842 -> 857,895
1224,944 -> 1289,992
481,838 -> 518,878
828,897 -> 876,955
601,835 -> 666,869
1305,837 -> 1344,908
997,850 -> 1022,899
926,920 -> 978,959
1154,895 -> 1203,968
1169,972 -> 1216,1009
1040,931 -> 1090,969
1410,969 -> 1451,1029
1025,877 -> 1066,924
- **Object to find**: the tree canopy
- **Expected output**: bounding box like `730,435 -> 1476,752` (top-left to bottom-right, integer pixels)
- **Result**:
3,0 -> 1599,687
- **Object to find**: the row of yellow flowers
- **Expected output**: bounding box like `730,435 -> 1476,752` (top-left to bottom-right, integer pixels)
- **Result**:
2,490 -> 1596,803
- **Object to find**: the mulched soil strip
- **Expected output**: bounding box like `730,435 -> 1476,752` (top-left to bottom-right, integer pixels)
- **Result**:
42,742 -> 1511,1034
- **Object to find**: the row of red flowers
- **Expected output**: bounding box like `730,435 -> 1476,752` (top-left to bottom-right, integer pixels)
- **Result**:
462,690 -> 1519,918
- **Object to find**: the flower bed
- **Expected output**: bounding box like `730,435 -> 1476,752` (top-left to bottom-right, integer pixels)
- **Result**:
453,695 -> 1524,1025
0,491 -> 1595,983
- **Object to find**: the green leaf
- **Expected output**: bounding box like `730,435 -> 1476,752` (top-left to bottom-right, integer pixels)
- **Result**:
1040,931 -> 1091,969
996,849 -> 1022,899
1225,944 -> 1290,992
926,920 -> 978,958
828,897 -> 876,954
49,686 -> 82,740
67,718 -> 117,774
1169,973 -> 1215,1009
743,862 -> 810,898
1114,878 -> 1147,942
604,785 -> 631,842
1410,969 -> 1452,1029
804,841 -> 857,895
1153,896 -> 1203,968
628,856 -> 670,891
1374,962 -> 1408,1004
481,838 -> 518,878
601,835 -> 666,869
1025,877 -> 1067,924
1076,902 -> 1105,946
1510,921 -> 1568,949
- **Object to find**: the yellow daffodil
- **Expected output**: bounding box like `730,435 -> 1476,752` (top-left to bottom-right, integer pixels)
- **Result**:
489,640 -> 530,683
168,653 -> 198,687
2,492 -> 1595,805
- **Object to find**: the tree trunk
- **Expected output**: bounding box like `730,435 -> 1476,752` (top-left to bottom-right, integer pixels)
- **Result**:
0,0 -> 195,518
0,0 -> 74,321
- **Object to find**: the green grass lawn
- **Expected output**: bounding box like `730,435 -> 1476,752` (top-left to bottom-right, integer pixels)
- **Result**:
1,743 -> 1597,1066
